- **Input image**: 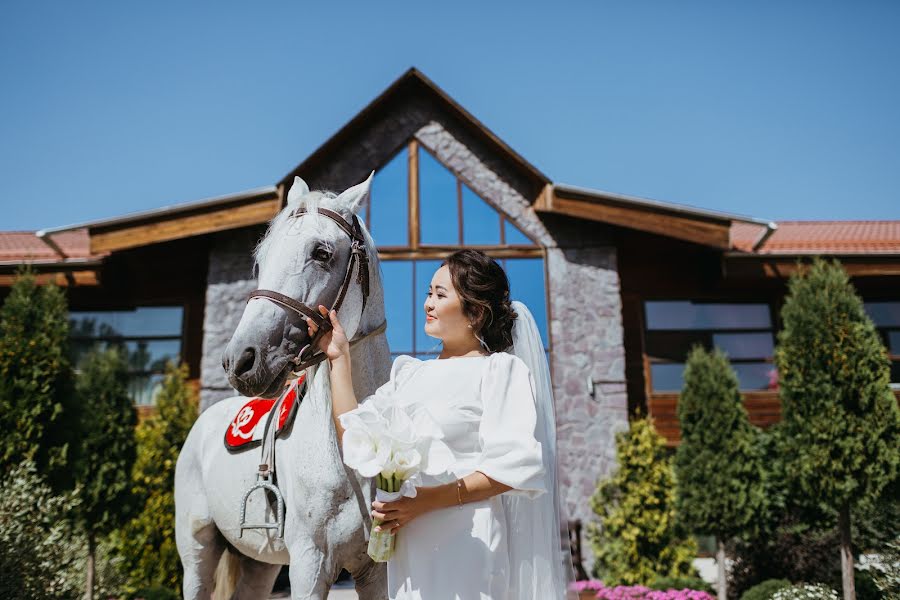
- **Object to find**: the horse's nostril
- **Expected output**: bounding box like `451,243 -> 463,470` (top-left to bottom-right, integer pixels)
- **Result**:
233,347 -> 256,378
222,354 -> 230,372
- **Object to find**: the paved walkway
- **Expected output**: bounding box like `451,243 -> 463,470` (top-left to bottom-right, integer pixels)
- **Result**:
270,586 -> 358,599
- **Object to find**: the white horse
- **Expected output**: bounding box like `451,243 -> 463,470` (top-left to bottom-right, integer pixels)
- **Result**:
175,174 -> 391,599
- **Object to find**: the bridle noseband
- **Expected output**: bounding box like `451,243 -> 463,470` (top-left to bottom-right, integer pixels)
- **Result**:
247,206 -> 384,372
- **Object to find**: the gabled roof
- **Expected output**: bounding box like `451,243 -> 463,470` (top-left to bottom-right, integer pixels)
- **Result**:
278,68 -> 551,191
539,183 -> 774,250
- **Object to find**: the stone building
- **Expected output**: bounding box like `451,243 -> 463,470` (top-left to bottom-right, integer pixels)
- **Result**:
3,68 -> 899,568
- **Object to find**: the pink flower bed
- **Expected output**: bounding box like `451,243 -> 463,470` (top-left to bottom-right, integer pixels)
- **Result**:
568,581 -> 715,600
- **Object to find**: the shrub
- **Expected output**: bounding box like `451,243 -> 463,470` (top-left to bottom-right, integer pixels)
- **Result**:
130,586 -> 180,600
775,258 -> 900,598
853,569 -> 885,600
586,418 -> 698,585
771,584 -> 839,600
741,579 -> 792,600
675,345 -> 767,600
113,361 -> 197,594
0,267 -> 77,491
0,461 -> 82,600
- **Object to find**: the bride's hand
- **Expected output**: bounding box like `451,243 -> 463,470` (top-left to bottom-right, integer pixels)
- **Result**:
371,492 -> 429,534
305,305 -> 349,361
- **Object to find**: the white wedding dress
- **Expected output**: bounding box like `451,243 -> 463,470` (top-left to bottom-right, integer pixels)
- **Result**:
366,351 -> 547,600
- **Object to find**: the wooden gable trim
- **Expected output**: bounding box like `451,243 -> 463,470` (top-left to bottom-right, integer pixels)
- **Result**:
0,269 -> 99,287
89,194 -> 280,253
541,187 -> 733,249
723,254 -> 900,278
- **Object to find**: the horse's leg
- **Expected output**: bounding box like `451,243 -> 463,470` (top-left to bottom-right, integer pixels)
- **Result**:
176,430 -> 225,600
178,521 -> 225,600
350,556 -> 388,600
288,545 -> 331,600
231,555 -> 281,600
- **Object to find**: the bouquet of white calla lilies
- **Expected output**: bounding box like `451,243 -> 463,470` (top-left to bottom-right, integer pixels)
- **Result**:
338,397 -> 453,561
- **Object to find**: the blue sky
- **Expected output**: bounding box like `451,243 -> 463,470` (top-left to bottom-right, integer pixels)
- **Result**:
1,0 -> 898,232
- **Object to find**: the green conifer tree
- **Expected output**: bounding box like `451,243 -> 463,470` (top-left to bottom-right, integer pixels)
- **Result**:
775,258 -> 900,600
0,266 -> 77,490
675,345 -> 767,600
587,418 -> 698,586
114,361 -> 197,594
72,347 -> 138,600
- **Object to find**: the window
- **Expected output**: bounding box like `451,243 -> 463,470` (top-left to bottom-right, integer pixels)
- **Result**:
367,147 -> 408,247
643,301 -> 776,392
864,301 -> 900,387
382,258 -> 549,361
366,139 -> 548,361
69,306 -> 184,405
366,141 -> 535,250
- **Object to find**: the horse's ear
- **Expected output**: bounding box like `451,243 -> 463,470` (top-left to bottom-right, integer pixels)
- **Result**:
287,176 -> 310,206
336,171 -> 374,215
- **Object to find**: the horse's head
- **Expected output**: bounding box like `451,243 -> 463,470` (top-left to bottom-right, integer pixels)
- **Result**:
222,173 -> 378,397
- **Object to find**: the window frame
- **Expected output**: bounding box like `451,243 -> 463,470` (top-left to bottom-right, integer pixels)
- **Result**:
641,299 -> 778,393
68,304 -> 186,406
368,139 -> 540,253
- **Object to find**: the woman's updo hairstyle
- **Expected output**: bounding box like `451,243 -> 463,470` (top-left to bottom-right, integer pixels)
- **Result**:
441,249 -> 518,353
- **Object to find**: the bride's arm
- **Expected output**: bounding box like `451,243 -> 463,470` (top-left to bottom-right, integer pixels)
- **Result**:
419,471 -> 511,510
328,352 -> 357,443
371,471 -> 512,533
305,305 -> 357,444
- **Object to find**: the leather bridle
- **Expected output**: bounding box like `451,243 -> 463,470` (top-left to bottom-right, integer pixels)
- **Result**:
247,206 -> 386,373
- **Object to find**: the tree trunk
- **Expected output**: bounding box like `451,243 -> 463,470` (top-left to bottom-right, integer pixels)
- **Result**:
85,531 -> 95,600
839,504 -> 856,600
716,537 -> 727,600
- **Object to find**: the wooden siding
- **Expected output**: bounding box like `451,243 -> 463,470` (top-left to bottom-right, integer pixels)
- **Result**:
649,391 -> 783,446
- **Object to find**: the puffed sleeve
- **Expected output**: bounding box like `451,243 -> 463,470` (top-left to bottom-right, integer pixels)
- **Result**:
475,353 -> 546,499
366,354 -> 421,400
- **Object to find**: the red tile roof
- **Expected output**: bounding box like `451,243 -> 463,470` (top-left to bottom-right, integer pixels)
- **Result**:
0,229 -> 94,262
730,220 -> 900,255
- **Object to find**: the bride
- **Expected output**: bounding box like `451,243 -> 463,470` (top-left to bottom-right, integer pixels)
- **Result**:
305,249 -> 575,599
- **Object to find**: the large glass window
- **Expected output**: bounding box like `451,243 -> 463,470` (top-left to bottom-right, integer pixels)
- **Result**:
69,306 -> 184,406
369,139 -> 547,361
382,258 -> 549,361
864,301 -> 900,387
643,301 -> 776,392
368,147 -> 409,247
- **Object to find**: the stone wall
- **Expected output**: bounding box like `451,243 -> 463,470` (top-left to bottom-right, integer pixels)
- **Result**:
199,226 -> 264,411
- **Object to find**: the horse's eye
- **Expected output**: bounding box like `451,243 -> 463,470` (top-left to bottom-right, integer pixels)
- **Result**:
312,248 -> 332,262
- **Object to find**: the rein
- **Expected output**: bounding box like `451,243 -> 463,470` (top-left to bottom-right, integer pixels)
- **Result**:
247,206 -> 385,373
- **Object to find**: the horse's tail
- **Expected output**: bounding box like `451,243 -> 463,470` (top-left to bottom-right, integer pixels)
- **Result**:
212,548 -> 240,600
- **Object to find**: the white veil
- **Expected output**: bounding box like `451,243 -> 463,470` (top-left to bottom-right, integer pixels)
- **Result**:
506,300 -> 578,599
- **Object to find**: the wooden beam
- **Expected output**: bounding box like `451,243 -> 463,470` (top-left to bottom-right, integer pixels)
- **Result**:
0,270 -> 99,287
90,198 -> 280,253
545,192 -> 732,249
378,247 -> 543,261
533,183 -> 553,211
725,256 -> 900,279
408,139 -> 419,250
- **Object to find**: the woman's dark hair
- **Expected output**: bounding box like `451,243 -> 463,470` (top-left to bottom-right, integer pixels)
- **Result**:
441,249 -> 518,352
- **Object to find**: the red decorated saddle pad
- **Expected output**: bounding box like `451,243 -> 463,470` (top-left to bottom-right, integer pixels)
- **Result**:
224,373 -> 307,451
